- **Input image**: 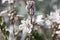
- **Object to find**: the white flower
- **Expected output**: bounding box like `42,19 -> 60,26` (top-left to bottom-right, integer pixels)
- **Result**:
19,24 -> 25,30
6,25 -> 13,34
45,20 -> 52,26
49,12 -> 60,23
19,20 -> 33,33
36,15 -> 43,21
0,10 -> 8,16
36,15 -> 44,24
6,25 -> 14,40
19,20 -> 33,40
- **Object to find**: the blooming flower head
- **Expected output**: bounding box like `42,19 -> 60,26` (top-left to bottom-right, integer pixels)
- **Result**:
49,11 -> 60,23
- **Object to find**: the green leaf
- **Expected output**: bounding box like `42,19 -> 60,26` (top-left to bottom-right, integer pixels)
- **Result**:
2,29 -> 10,36
2,29 -> 6,35
5,31 -> 10,36
32,31 -> 44,40
1,23 -> 6,29
0,16 -> 2,21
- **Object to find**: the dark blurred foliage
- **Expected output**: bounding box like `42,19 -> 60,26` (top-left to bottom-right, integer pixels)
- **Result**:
32,0 -> 54,15
0,16 -> 2,21
34,0 -> 44,11
25,30 -> 44,40
0,0 -> 2,7
45,5 -> 54,15
0,19 -> 10,36
32,31 -> 44,40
